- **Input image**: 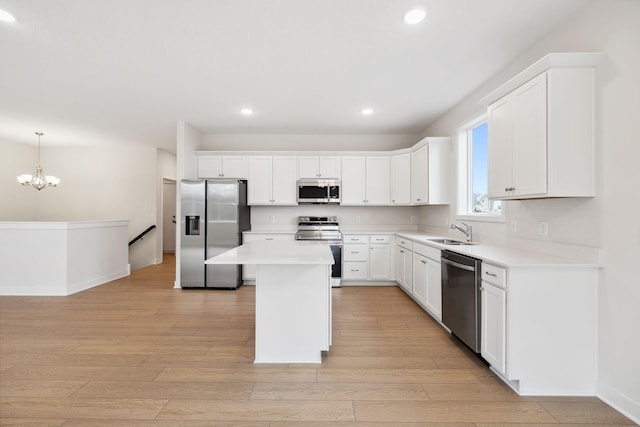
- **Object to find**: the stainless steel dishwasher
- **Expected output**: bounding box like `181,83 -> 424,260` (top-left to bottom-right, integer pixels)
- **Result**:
441,250 -> 482,353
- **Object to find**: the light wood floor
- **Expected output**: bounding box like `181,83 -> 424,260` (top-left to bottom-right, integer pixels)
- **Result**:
0,254 -> 634,426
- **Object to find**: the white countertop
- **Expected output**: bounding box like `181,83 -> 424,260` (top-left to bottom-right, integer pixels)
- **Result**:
243,228 -> 600,268
205,240 -> 334,265
395,231 -> 599,268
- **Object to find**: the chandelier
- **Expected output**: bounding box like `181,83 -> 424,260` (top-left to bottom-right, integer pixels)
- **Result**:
17,132 -> 60,190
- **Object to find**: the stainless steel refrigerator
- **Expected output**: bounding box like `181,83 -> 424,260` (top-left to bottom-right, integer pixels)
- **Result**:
180,179 -> 250,289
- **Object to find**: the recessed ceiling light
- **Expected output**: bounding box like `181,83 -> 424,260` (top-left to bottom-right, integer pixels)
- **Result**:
361,108 -> 374,116
240,108 -> 254,116
404,6 -> 427,25
0,9 -> 16,23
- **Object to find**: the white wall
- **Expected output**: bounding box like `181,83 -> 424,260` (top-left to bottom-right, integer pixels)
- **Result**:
0,140 -> 38,220
201,134 -> 417,152
419,0 -> 640,420
251,205 -> 419,232
34,144 -> 159,270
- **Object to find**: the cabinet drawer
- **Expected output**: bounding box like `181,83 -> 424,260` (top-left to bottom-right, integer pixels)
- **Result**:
482,263 -> 506,288
343,244 -> 369,261
413,242 -> 440,261
369,234 -> 392,244
343,235 -> 369,243
396,238 -> 413,251
343,262 -> 368,280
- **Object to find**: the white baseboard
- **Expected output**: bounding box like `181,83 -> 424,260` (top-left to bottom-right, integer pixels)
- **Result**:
67,269 -> 129,295
341,280 -> 398,287
597,381 -> 640,425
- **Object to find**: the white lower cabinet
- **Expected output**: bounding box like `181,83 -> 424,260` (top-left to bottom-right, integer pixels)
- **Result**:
343,234 -> 394,282
395,241 -> 413,293
479,261 -> 598,395
411,243 -> 442,321
481,278 -> 506,374
242,233 -> 295,281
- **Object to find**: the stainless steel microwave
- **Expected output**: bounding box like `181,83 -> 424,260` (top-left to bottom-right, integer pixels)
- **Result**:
297,179 -> 341,204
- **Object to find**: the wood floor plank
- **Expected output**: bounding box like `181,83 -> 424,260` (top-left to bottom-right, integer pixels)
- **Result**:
0,379 -> 87,397
61,421 -> 268,427
0,397 -> 168,420
1,366 -> 163,382
154,367 -> 317,383
0,419 -> 67,426
317,368 -> 480,384
353,400 -> 558,423
72,380 -> 253,399
250,382 -> 428,400
157,399 -> 355,422
422,383 -> 520,401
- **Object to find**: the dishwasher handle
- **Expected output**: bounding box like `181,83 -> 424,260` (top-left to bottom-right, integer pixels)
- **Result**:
442,257 -> 476,272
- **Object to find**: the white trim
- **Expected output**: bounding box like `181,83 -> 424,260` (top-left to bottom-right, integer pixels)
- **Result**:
478,52 -> 605,106
597,381 -> 640,425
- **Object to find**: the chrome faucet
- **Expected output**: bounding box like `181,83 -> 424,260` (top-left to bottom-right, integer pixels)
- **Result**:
451,222 -> 472,242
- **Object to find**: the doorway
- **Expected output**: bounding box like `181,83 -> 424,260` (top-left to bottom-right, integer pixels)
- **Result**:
162,178 -> 176,255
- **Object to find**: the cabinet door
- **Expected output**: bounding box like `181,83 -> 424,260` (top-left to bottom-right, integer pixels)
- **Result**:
412,253 -> 428,306
247,156 -> 273,204
369,244 -> 391,280
512,72 -> 547,197
318,156 -> 341,178
197,156 -> 222,178
481,281 -> 506,374
272,156 -> 297,204
395,246 -> 409,292
222,156 -> 248,178
487,96 -> 513,198
425,258 -> 442,320
298,156 -> 319,178
391,153 -> 411,205
344,244 -> 368,262
341,156 -> 366,205
365,156 -> 390,205
411,146 -> 428,204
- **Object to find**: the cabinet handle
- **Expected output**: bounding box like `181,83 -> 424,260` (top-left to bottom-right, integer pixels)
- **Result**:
505,187 -> 515,192
421,260 -> 427,264
265,238 -> 274,241
375,238 -> 384,241
351,269 -> 359,272
485,271 -> 498,277
351,251 -> 359,254
392,200 -> 395,203
400,250 -> 404,253
416,198 -> 421,201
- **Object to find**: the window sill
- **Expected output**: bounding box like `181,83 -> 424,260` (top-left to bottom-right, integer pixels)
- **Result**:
455,214 -> 506,223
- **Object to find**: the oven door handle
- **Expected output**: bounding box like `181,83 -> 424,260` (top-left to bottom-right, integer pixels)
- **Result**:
442,257 -> 476,272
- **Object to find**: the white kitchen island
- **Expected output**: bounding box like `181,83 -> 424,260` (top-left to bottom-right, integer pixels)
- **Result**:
205,240 -> 334,363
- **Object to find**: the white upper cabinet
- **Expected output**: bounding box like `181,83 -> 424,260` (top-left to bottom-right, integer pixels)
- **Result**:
197,155 -> 248,179
390,153 -> 411,205
341,156 -> 390,205
481,53 -> 602,200
411,139 -> 450,205
247,156 -> 297,205
298,156 -> 341,179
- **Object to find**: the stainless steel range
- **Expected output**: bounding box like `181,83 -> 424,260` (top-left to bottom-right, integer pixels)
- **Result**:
295,216 -> 342,287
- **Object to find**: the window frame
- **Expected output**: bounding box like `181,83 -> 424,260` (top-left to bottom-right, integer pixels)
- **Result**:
456,113 -> 505,223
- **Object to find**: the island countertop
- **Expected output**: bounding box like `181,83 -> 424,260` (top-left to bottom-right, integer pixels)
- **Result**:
205,240 -> 334,265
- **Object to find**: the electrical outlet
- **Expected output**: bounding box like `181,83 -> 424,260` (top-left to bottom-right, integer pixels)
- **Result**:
270,215 -> 276,224
355,215 -> 361,224
539,222 -> 548,236
410,215 -> 416,224
510,220 -> 518,233
444,216 -> 450,226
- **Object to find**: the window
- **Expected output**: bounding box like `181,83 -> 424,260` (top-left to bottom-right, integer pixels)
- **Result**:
457,115 -> 503,220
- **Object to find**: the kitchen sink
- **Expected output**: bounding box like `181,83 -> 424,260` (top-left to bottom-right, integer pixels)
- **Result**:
427,238 -> 473,246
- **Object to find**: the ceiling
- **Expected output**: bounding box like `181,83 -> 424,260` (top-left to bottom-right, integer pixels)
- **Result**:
0,0 -> 592,153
